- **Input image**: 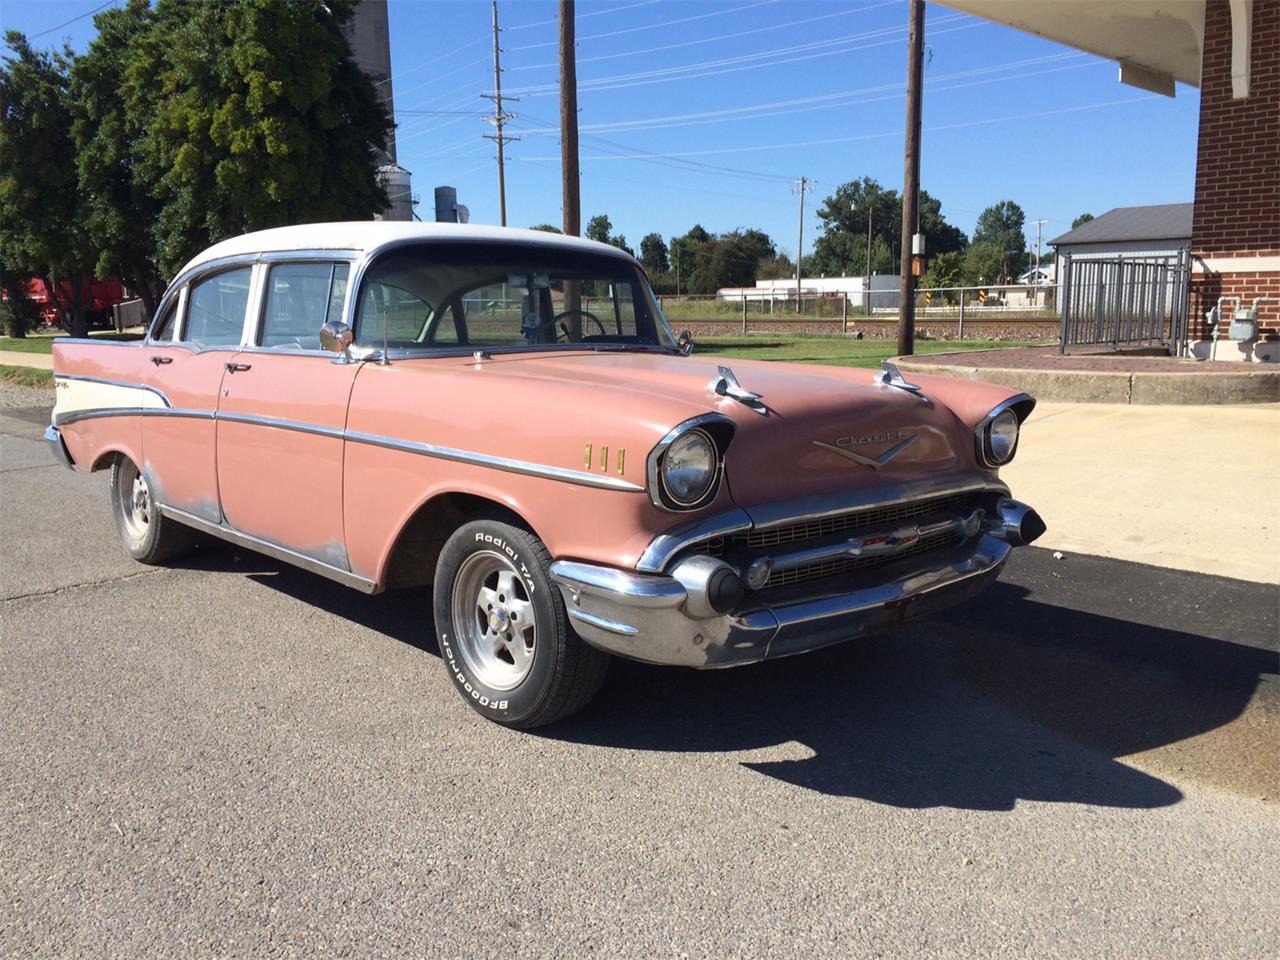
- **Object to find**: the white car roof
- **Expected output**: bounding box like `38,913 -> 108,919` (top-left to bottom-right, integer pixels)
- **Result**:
176,221 -> 638,277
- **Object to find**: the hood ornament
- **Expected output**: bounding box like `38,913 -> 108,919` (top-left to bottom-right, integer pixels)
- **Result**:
813,433 -> 919,470
709,364 -> 766,415
878,361 -> 924,396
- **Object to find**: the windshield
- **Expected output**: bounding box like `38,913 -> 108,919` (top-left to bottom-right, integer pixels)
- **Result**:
354,241 -> 676,353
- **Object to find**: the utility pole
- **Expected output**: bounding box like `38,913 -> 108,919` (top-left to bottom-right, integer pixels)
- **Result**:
1028,217 -> 1047,274
483,1 -> 518,226
558,0 -> 579,239
865,203 -> 873,315
896,0 -> 925,356
793,176 -> 812,314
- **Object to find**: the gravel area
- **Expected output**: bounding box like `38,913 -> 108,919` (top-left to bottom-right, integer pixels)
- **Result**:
0,382 -> 52,409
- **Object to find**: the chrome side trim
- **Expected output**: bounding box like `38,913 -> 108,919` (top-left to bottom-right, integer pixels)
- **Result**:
975,393 -> 1036,468
157,504 -> 378,594
55,407 -> 646,492
53,407 -> 215,427
44,425 -> 75,470
216,411 -> 346,440
54,374 -> 173,407
346,430 -> 646,492
53,338 -> 141,348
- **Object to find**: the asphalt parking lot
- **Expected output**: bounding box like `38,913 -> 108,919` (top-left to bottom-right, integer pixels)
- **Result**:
2,401 -> 1278,959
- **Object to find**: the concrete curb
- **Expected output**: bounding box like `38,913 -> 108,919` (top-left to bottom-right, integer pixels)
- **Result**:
894,357 -> 1280,405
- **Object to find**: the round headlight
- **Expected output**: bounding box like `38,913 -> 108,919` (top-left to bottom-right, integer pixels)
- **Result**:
662,429 -> 717,506
986,408 -> 1020,464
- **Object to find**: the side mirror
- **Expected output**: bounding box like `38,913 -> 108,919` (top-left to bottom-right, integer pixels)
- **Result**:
319,320 -> 354,363
678,329 -> 695,356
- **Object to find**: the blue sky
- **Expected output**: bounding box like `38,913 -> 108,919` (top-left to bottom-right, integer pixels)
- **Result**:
4,0 -> 1202,260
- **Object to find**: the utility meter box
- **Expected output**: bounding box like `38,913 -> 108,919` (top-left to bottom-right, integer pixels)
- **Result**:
1229,307 -> 1257,341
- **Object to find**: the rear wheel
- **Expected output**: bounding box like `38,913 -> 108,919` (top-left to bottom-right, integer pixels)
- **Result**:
433,518 -> 608,728
109,458 -> 196,564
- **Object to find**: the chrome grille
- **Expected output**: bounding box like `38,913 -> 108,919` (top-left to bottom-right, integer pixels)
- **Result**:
763,528 -> 960,588
699,491 -> 981,558
691,490 -> 985,589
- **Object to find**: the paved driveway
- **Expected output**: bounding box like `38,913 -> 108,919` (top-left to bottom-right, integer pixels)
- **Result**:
2,404 -> 1277,959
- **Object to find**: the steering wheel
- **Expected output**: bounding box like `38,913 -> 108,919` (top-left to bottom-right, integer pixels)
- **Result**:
545,309 -> 608,342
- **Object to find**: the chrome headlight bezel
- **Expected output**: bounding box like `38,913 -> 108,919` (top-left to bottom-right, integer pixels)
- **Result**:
647,414 -> 735,512
975,394 -> 1035,467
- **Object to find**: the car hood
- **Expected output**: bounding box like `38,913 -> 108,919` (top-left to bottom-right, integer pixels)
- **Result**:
454,350 -> 978,507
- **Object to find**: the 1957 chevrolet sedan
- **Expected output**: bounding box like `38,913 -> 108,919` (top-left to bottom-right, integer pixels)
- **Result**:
48,222 -> 1044,727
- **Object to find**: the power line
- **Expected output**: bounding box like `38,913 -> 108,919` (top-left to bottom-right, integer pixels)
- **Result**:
23,0 -> 115,41
504,0 -> 901,72
513,96 -> 1158,162
507,0 -> 781,52
501,17 -> 978,97
510,52 -> 1091,136
506,0 -> 662,32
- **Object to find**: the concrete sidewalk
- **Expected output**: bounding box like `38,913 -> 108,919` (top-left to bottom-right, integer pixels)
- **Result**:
0,350 -> 52,370
1004,402 -> 1280,583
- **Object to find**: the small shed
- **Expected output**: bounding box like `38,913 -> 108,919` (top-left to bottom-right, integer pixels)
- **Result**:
1050,203 -> 1192,264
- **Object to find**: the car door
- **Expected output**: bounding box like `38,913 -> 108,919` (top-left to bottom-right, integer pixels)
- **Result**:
141,265 -> 254,523
215,259 -> 360,570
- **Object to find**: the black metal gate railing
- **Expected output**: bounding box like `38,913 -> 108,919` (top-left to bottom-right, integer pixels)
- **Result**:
1059,249 -> 1190,354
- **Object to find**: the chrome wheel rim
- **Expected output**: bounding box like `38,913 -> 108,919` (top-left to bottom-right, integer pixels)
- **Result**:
450,550 -> 537,691
116,460 -> 152,542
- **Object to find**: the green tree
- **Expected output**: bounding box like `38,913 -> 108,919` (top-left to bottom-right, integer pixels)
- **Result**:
585,214 -> 612,244
669,224 -> 711,293
689,228 -> 777,293
134,0 -> 391,276
810,177 -> 967,278
639,232 -> 669,275
973,200 -> 1027,282
528,223 -> 562,234
71,0 -> 166,316
0,33 -> 99,337
961,241 -> 1006,288
1072,212 -> 1095,229
921,250 -> 963,294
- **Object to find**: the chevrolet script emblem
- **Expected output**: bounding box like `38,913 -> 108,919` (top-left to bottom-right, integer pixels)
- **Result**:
813,432 -> 918,470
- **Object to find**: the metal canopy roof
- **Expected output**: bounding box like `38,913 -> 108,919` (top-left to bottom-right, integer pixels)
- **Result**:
935,1 -> 1205,89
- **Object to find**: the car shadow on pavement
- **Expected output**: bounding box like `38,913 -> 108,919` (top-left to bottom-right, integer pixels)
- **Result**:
211,543 -> 1275,813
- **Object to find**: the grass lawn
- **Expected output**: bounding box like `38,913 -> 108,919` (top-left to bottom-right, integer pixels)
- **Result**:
693,336 -> 1052,368
0,330 -> 144,354
0,364 -> 53,388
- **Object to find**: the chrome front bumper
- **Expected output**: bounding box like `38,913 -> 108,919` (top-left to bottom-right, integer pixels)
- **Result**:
550,498 -> 1041,668
45,425 -> 75,470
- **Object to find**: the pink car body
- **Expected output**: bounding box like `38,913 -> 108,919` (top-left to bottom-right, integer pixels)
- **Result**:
48,223 -> 1043,685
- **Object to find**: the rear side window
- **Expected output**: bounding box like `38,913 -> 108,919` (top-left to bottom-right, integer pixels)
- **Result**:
184,268 -> 251,348
259,262 -> 350,349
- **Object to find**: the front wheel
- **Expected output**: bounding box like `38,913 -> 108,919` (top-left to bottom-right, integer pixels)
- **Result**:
433,518 -> 608,728
109,457 -> 196,564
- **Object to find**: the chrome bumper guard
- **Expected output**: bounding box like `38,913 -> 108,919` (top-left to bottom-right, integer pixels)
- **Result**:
550,498 -> 1041,668
45,425 -> 75,470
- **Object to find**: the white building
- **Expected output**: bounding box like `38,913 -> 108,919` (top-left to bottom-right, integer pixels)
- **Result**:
717,275 -> 900,309
1050,203 -> 1192,268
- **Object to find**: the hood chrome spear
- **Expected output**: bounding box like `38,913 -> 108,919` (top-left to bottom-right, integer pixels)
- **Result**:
708,364 -> 767,415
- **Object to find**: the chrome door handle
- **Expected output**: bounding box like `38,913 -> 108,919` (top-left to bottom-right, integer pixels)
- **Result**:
150,355 -> 173,365
225,362 -> 252,372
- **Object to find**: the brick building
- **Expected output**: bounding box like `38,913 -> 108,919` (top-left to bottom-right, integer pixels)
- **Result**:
940,0 -> 1279,362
